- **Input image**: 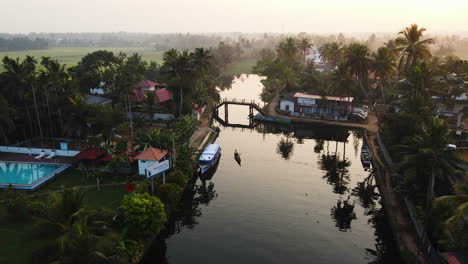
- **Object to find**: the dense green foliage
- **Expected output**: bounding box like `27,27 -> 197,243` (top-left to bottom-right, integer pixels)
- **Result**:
121,193 -> 167,240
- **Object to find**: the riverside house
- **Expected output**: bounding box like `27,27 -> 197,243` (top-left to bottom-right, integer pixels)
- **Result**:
279,92 -> 354,120
131,80 -> 174,109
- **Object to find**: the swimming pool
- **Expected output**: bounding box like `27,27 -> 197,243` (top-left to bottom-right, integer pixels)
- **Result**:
0,162 -> 69,190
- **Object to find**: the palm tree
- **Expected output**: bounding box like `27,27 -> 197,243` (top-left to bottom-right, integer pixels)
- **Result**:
0,96 -> 15,144
432,189 -> 468,249
65,95 -> 90,139
164,49 -> 194,117
371,46 -> 396,108
319,42 -> 344,66
398,118 -> 457,223
298,38 -> 313,63
39,57 -> 69,138
328,63 -> 355,95
135,129 -> 173,151
2,56 -> 41,140
345,43 -> 373,103
190,48 -> 213,102
23,56 -> 44,144
277,37 -> 300,67
395,24 -> 434,74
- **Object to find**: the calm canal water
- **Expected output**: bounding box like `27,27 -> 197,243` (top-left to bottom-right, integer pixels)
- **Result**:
142,74 -> 399,264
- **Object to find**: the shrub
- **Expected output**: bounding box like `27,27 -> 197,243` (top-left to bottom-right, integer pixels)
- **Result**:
167,170 -> 188,187
156,183 -> 182,213
121,193 -> 167,239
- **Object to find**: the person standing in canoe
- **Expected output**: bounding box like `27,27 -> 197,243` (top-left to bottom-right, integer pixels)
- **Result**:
234,149 -> 241,166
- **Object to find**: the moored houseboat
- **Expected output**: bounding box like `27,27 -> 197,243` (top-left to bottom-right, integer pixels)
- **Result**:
199,144 -> 222,174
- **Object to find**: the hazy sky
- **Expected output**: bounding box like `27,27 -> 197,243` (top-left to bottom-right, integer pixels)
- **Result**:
2,0 -> 467,34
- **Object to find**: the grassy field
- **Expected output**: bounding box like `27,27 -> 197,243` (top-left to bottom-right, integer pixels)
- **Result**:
222,58 -> 257,75
0,47 -> 164,71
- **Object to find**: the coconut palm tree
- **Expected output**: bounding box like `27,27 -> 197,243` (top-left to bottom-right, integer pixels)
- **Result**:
65,95 -> 90,139
345,43 -> 373,102
328,62 -> 355,97
190,48 -> 213,102
398,118 -> 457,221
432,189 -> 468,249
319,42 -> 344,66
395,24 -> 434,74
163,49 -> 194,117
2,56 -> 41,140
39,57 -> 69,138
371,46 -> 397,107
277,37 -> 300,67
298,38 -> 313,63
0,95 -> 15,144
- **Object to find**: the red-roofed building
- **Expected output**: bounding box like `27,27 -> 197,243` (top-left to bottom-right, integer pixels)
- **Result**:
279,92 -> 354,119
136,80 -> 166,91
131,80 -> 173,109
74,148 -> 106,160
155,88 -> 174,108
135,148 -> 173,175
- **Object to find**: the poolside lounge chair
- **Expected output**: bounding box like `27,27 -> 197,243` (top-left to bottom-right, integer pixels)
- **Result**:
34,151 -> 46,159
46,151 -> 56,159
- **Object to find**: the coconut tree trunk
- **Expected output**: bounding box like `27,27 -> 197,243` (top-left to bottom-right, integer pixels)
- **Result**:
31,83 -> 43,146
179,86 -> 184,117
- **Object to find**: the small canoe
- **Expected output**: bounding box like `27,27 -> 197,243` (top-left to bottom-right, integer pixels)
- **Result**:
234,153 -> 241,166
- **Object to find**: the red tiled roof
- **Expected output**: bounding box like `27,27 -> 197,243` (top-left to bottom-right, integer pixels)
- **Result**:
74,148 -> 106,160
136,80 -> 159,87
155,88 -> 173,103
134,148 -> 169,161
132,89 -> 146,102
293,92 -> 354,102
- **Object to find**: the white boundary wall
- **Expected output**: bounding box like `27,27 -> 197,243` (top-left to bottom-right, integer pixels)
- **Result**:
0,146 -> 80,157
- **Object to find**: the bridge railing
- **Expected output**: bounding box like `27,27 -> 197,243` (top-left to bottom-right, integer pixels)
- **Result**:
216,98 -> 265,107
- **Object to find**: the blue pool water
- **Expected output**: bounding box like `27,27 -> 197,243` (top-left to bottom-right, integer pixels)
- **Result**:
0,162 -> 64,186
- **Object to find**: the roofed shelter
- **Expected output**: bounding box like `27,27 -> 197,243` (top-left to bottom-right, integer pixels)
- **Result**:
134,147 -> 172,175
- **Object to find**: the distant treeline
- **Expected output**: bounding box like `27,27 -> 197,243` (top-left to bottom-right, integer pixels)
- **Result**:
0,37 -> 48,51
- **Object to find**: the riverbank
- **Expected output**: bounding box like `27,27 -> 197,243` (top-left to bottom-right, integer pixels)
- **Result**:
268,93 -> 423,262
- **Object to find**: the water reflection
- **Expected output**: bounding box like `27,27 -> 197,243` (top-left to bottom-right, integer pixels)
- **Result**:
141,176 -> 219,263
330,195 -> 357,232
318,142 -> 351,195
352,172 -> 379,215
143,74 -> 400,264
276,136 -> 295,160
217,75 -> 235,91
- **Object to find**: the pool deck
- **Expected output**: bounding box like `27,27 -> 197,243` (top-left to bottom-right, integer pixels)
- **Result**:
0,152 -> 77,164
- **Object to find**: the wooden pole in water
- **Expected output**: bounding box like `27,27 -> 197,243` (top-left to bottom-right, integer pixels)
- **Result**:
225,103 -> 229,123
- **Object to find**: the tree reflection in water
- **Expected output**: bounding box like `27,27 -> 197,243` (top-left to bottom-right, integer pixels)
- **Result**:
352,171 -> 400,263
318,141 -> 351,195
330,195 -> 357,232
277,136 -> 295,160
140,178 -> 218,264
352,172 -> 379,215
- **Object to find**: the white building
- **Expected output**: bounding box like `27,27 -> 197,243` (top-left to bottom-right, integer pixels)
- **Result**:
279,94 -> 295,112
305,47 -> 322,64
134,147 -> 172,175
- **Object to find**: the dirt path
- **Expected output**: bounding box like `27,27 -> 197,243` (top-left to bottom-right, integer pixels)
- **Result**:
270,94 -> 422,261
